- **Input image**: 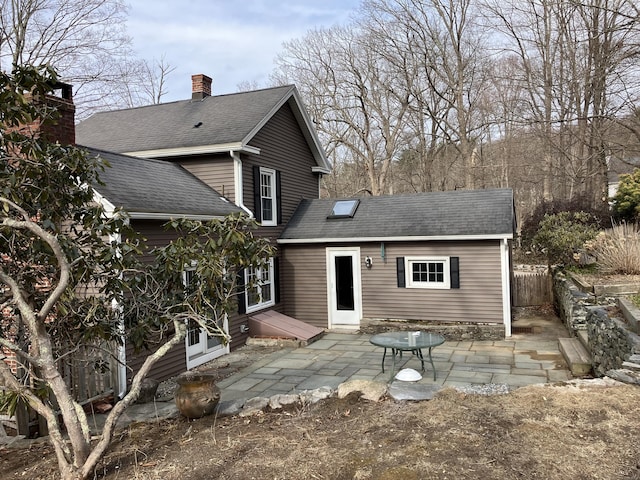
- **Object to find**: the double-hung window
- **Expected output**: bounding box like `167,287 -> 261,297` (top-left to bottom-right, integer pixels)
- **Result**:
406,256 -> 451,289
259,167 -> 276,226
245,257 -> 275,313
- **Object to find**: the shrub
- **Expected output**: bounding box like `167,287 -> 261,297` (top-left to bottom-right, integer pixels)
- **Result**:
612,168 -> 640,222
583,222 -> 640,274
520,194 -> 610,251
532,211 -> 600,266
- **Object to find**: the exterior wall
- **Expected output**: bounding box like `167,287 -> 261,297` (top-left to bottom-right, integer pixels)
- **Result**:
243,102 -> 321,244
179,155 -> 235,203
126,220 -> 186,382
281,240 -> 506,327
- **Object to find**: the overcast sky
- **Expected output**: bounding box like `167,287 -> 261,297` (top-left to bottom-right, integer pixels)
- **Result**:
127,0 -> 360,102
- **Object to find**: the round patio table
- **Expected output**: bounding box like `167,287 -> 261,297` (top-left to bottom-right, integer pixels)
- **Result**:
369,331 -> 445,381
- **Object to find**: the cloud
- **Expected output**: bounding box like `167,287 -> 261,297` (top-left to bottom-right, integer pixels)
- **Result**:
127,0 -> 358,100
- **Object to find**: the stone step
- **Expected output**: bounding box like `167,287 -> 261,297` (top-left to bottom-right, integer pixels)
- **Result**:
577,330 -> 589,350
621,361 -> 640,372
628,354 -> 640,364
559,337 -> 592,376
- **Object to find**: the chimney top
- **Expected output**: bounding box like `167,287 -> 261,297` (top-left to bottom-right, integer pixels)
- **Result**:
192,74 -> 212,100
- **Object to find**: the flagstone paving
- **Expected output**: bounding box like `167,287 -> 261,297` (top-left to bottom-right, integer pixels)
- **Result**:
217,328 -> 573,402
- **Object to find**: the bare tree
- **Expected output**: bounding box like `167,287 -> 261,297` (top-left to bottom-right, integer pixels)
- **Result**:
274,24 -> 411,196
0,0 -> 172,117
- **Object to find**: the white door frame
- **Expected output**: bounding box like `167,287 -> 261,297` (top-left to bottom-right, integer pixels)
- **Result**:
326,247 -> 362,329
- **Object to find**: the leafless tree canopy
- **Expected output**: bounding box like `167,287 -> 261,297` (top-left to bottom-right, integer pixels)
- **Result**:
0,0 -> 174,118
272,0 -> 640,222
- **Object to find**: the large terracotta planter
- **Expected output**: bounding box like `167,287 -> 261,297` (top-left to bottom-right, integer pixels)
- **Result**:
174,372 -> 220,419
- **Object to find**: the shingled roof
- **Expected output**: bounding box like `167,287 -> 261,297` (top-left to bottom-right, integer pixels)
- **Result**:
76,85 -> 330,172
88,147 -> 241,219
278,189 -> 515,243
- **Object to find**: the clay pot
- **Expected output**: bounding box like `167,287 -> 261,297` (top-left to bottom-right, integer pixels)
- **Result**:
174,372 -> 220,419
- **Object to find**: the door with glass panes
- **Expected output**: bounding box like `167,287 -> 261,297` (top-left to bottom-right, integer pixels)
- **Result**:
183,268 -> 229,369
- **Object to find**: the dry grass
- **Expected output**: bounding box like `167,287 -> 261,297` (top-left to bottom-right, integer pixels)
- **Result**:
4,381 -> 640,480
585,223 -> 640,275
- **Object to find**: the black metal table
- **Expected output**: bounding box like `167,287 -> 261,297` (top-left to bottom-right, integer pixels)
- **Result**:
369,331 -> 445,381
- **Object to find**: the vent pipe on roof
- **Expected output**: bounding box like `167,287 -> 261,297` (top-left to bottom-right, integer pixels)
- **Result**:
192,74 -> 212,100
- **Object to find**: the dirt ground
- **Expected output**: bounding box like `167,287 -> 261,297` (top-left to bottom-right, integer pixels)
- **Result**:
3,380 -> 640,479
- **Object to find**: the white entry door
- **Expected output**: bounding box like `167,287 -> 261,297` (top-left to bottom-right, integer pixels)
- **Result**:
185,318 -> 229,369
327,247 -> 362,328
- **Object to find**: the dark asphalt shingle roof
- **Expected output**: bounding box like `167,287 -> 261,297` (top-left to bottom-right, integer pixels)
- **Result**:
76,85 -> 298,153
279,189 -> 515,242
86,147 -> 241,218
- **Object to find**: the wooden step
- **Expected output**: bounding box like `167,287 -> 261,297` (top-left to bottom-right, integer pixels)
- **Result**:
249,310 -> 324,345
559,337 -> 592,376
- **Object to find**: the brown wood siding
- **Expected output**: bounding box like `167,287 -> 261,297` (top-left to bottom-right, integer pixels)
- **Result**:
280,245 -> 328,327
280,240 -> 506,327
243,102 -> 320,244
179,155 -> 235,203
125,220 -> 187,381
360,241 -> 504,324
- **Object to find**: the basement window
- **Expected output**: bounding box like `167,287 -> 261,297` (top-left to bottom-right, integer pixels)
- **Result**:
328,199 -> 359,219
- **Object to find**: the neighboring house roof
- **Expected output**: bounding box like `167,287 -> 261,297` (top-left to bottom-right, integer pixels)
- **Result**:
76,85 -> 331,173
278,189 -> 515,243
86,147 -> 242,220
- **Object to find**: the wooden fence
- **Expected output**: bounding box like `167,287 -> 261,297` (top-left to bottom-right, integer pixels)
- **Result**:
512,271 -> 553,306
3,343 -> 117,437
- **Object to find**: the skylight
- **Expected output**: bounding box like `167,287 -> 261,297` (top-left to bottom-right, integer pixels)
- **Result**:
328,199 -> 359,219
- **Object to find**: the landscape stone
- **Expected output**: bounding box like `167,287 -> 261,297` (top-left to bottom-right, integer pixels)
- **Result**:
239,397 -> 269,417
388,382 -> 442,401
268,394 -> 300,410
337,380 -> 387,402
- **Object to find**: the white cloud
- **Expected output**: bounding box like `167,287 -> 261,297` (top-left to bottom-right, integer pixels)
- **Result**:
127,0 -> 359,100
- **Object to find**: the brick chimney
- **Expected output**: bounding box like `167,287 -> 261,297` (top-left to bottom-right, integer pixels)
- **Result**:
192,74 -> 212,100
42,82 -> 76,145
20,82 -> 76,146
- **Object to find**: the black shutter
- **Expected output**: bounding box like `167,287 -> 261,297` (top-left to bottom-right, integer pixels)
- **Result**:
450,257 -> 460,289
273,257 -> 280,304
253,166 -> 261,222
396,257 -> 405,288
237,269 -> 246,314
275,170 -> 282,225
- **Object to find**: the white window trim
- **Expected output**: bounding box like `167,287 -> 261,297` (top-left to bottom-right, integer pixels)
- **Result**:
245,257 -> 275,313
259,167 -> 277,227
405,256 -> 451,289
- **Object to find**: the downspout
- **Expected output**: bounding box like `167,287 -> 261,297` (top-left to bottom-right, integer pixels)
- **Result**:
231,150 -> 254,217
501,238 -> 512,337
95,190 -> 128,399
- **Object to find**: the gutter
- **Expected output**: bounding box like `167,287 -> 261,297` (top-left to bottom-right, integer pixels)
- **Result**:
231,150 -> 254,218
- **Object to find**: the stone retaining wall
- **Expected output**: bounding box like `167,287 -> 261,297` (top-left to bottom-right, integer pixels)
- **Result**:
553,270 -> 640,377
359,319 -> 505,341
586,308 -> 640,376
553,269 -> 598,331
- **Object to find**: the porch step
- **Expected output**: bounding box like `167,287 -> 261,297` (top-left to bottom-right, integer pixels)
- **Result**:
249,311 -> 324,345
559,337 -> 592,377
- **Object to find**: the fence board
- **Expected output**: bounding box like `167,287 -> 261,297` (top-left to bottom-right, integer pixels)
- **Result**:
512,271 -> 552,306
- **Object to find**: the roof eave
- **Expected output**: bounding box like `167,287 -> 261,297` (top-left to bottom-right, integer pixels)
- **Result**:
128,212 -> 229,221
123,143 -> 261,159
277,233 -> 514,244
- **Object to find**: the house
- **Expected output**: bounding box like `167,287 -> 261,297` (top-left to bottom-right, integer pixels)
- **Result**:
278,189 -> 516,336
76,75 -> 331,383
77,75 -> 515,388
